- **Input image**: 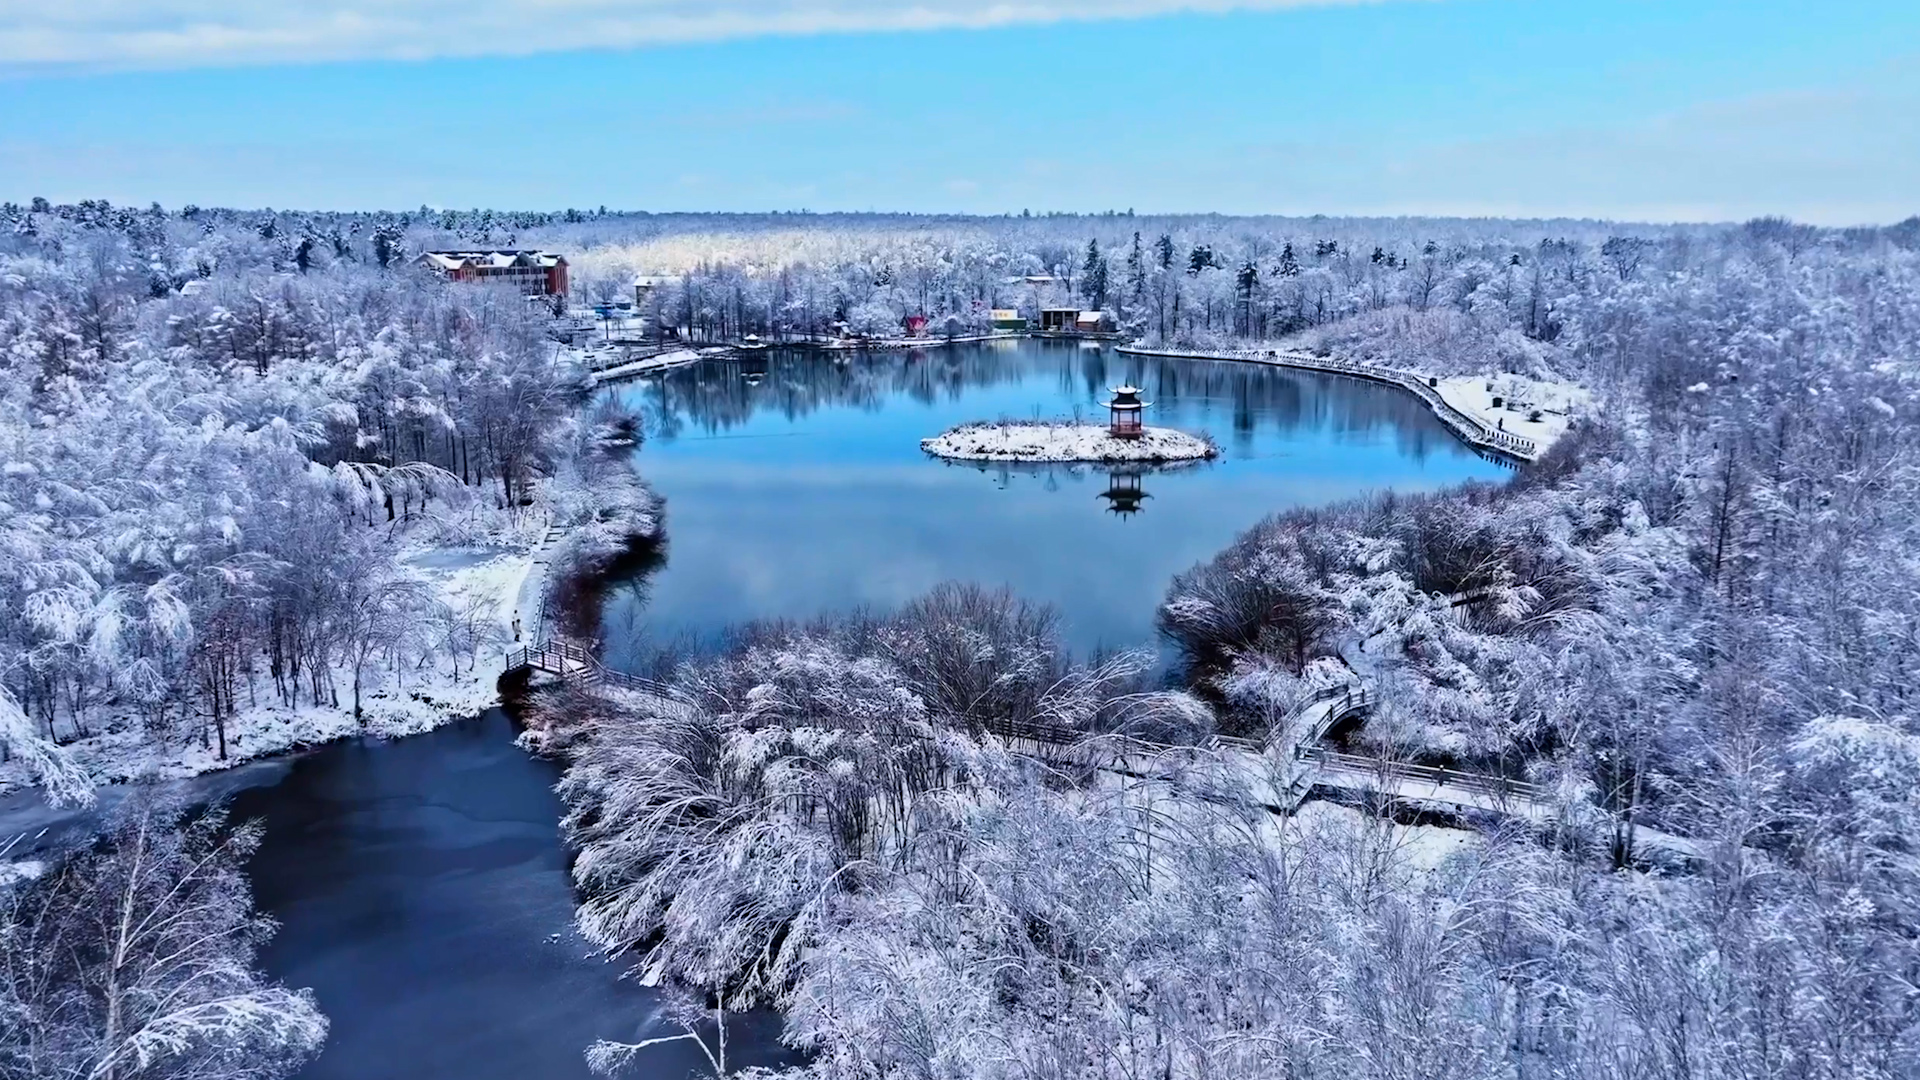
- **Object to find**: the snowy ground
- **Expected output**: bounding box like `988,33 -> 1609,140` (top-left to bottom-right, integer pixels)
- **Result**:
1435,374 -> 1590,454
922,421 -> 1217,463
0,518 -> 572,799
1115,344 -> 1589,460
586,347 -> 705,385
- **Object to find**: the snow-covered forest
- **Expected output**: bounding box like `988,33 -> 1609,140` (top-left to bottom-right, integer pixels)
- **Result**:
0,200 -> 666,801
4,198 -> 1920,1077
534,210 -> 1920,1077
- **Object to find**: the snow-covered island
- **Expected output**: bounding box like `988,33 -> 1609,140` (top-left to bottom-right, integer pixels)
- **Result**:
921,421 -> 1217,464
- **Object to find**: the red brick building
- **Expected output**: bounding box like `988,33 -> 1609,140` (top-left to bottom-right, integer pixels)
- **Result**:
416,250 -> 569,296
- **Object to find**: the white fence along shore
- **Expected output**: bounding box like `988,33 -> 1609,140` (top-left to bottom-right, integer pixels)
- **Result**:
1116,345 -> 1545,462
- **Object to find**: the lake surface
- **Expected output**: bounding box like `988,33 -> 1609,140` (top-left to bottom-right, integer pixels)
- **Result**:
0,714 -> 794,1080
1,342 -> 1506,1080
601,339 -> 1507,660
227,710 -> 795,1080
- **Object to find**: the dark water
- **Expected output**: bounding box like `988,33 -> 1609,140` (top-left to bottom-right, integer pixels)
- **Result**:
226,711 -> 794,1080
0,344 -> 1507,1080
602,340 -> 1507,658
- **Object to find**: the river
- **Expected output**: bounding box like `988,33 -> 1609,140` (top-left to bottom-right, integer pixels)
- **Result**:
2,341 -> 1508,1078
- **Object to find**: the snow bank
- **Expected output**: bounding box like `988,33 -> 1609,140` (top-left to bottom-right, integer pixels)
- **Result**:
585,347 -> 703,385
0,859 -> 45,887
921,421 -> 1217,464
0,519 -> 570,798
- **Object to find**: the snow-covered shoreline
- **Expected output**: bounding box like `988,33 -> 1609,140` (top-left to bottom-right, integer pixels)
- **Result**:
584,347 -> 706,385
921,421 -> 1218,463
820,331 -> 1024,351
1115,344 -> 1571,460
0,523 -> 559,800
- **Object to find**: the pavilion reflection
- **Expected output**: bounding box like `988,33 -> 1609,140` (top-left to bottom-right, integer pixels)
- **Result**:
614,340 -> 1458,464
1097,470 -> 1150,518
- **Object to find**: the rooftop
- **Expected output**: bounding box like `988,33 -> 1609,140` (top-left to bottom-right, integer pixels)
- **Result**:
420,250 -> 567,269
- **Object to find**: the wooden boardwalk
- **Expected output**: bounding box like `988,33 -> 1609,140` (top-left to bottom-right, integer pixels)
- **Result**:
502,639 -> 693,718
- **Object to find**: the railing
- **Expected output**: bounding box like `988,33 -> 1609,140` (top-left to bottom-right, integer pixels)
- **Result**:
504,639 -> 692,704
1295,745 -> 1545,802
1283,682 -> 1372,748
1115,346 -> 1539,460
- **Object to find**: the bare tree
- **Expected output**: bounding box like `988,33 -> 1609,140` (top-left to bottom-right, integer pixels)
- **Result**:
0,794 -> 327,1080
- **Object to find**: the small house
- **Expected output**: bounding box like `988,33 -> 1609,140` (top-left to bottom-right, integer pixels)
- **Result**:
1040,308 -> 1080,332
1075,311 -> 1115,334
902,314 -> 929,337
633,275 -> 671,306
990,309 -> 1028,331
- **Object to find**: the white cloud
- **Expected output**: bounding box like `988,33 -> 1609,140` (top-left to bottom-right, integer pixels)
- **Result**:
0,0 -> 1388,70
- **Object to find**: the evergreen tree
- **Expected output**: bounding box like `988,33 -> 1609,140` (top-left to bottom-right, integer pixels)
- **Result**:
1154,233 -> 1175,270
1187,244 -> 1215,276
371,224 -> 404,269
1126,231 -> 1147,303
1277,242 -> 1300,277
1236,261 -> 1259,335
1081,239 -> 1109,308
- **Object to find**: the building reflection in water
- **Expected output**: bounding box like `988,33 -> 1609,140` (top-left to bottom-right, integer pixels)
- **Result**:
1098,469 -> 1149,517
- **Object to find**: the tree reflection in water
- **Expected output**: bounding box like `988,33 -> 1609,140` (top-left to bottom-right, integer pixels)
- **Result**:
595,340 -> 1505,656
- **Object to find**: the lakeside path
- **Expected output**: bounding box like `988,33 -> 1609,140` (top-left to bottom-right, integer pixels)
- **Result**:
818,331 -> 1024,351
1116,345 -> 1556,462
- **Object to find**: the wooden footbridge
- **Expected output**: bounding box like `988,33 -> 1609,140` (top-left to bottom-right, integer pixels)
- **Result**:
503,639 -> 693,718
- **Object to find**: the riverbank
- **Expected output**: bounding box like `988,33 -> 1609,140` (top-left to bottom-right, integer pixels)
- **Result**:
585,346 -> 708,385
922,420 -> 1217,463
0,521 -> 551,798
1116,344 -> 1572,461
0,476 -> 661,803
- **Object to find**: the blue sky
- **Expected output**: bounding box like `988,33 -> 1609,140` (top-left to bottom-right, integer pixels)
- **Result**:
1,0 -> 1914,223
